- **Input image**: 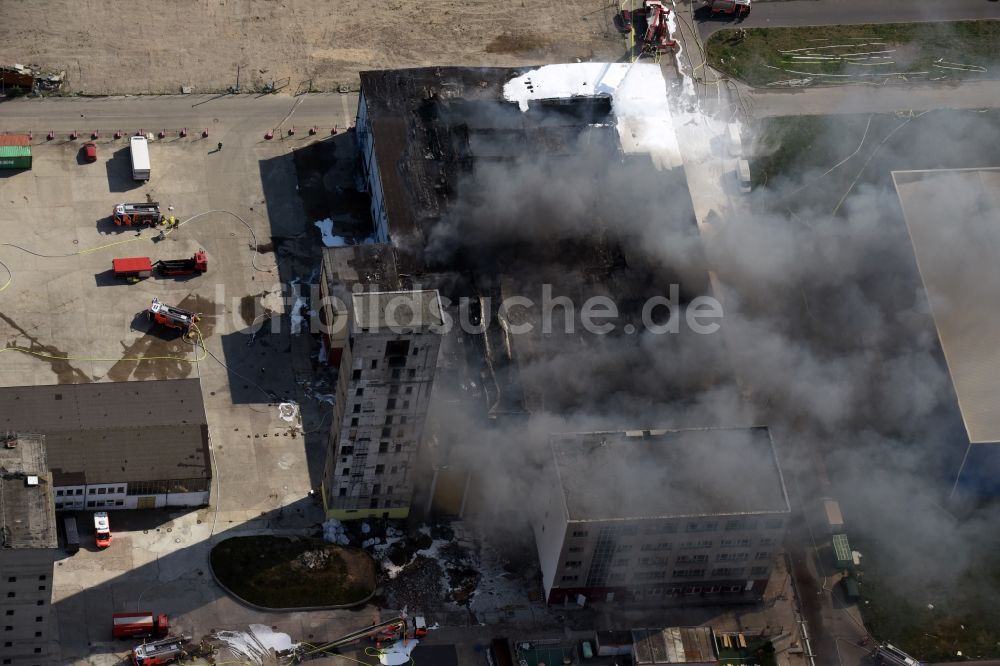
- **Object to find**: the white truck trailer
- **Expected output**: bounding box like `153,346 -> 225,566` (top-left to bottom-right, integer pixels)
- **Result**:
130,135 -> 151,181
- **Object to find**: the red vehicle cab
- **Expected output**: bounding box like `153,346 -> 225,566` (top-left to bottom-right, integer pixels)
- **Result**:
94,512 -> 112,549
83,142 -> 97,163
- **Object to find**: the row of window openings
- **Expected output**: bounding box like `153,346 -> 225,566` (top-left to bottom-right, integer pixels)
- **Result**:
339,464 -> 400,476
349,339 -> 418,358
561,567 -> 766,583
347,424 -> 410,440
2,646 -> 44,656
352,367 -> 418,380
341,443 -> 403,455
55,486 -> 125,497
3,594 -> 45,603
568,539 -> 775,555
574,538 -> 759,553
351,403 -> 412,422
352,388 -> 413,411
571,538 -> 777,550
337,485 -> 394,497
56,499 -> 124,510
5,576 -> 46,583
571,519 -> 783,539
336,496 -> 398,509
565,552 -> 769,569
640,585 -> 746,595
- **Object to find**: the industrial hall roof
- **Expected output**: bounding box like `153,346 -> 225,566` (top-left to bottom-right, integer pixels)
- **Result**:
893,168 -> 1000,446
0,379 -> 211,486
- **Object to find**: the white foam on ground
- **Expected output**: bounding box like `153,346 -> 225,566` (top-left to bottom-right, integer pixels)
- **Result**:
278,402 -> 299,422
322,518 -> 350,545
315,218 -> 347,247
379,639 -> 419,665
502,62 -> 683,170
215,625 -> 295,665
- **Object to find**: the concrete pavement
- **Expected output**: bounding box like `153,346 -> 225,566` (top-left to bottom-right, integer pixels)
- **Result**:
695,0 -> 999,38
745,79 -> 1000,117
0,92 -> 360,138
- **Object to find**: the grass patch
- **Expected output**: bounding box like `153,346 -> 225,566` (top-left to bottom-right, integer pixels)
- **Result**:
211,536 -> 375,608
707,20 -> 1000,87
854,533 -> 1000,662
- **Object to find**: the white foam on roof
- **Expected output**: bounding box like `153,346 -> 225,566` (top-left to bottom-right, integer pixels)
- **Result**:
502,62 -> 683,170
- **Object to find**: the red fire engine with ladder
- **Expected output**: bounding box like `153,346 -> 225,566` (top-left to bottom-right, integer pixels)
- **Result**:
618,0 -> 678,57
113,202 -> 162,226
131,635 -> 188,666
147,298 -> 200,336
291,614 -> 427,662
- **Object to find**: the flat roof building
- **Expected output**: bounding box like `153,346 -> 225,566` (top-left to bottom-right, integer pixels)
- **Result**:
533,427 -> 790,605
0,433 -> 58,665
0,380 -> 212,510
632,627 -> 719,666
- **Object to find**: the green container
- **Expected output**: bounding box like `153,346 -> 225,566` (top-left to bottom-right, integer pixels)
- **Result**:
832,533 -> 853,569
0,145 -> 32,169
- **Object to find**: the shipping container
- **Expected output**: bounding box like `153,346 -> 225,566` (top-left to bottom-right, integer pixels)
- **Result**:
130,135 -> 150,180
63,516 -> 80,554
0,145 -> 31,169
0,134 -> 31,146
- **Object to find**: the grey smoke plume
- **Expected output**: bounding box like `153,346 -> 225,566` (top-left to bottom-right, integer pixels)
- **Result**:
419,102 -> 1000,602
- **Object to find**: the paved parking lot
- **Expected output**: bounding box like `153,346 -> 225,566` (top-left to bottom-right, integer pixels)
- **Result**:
0,99 -> 358,662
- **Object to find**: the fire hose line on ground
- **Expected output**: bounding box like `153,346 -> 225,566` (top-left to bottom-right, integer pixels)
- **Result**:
293,642 -> 416,666
0,207 -> 272,294
0,207 -> 273,364
0,324 -> 207,365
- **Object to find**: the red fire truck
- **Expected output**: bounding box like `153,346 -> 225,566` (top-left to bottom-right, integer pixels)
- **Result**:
147,298 -> 200,334
156,251 -> 207,277
113,202 -> 162,226
131,635 -> 187,665
112,612 -> 170,640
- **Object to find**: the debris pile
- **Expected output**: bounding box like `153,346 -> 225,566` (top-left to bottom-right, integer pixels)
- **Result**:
294,548 -> 331,570
1,64 -> 64,92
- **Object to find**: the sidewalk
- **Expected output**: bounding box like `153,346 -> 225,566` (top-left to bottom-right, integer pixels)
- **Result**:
745,79 -> 1000,118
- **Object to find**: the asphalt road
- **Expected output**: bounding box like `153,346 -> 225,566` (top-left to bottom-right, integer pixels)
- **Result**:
745,79 -> 1000,116
696,0 -> 1000,38
0,92 -> 360,138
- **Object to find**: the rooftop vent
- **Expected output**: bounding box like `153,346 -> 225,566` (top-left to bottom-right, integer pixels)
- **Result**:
26,476 -> 39,487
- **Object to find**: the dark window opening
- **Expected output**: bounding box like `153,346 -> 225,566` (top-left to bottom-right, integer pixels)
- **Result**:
386,340 -> 410,357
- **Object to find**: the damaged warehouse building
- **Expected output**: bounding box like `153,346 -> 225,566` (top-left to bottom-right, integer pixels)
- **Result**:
319,63 -> 789,602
